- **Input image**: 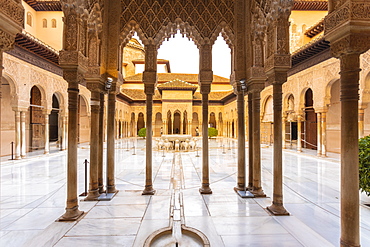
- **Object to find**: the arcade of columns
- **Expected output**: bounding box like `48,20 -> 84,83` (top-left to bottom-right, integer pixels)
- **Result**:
1,0 -> 369,246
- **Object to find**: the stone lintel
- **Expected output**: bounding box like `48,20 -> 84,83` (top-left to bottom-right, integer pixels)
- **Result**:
59,51 -> 88,71
247,80 -> 265,93
199,83 -> 211,95
265,55 -> 291,73
198,70 -> 213,84
329,33 -> 370,58
246,67 -> 266,80
265,69 -> 289,86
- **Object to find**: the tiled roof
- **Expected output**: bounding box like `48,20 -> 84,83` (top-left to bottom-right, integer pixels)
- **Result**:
157,79 -> 198,91
124,73 -> 229,83
121,88 -> 233,101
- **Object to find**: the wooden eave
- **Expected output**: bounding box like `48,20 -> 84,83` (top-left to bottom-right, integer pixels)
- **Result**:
291,36 -> 331,68
23,0 -> 62,11
15,32 -> 59,65
293,1 -> 328,11
304,19 -> 325,38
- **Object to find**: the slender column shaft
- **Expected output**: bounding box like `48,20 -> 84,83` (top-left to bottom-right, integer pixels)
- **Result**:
200,93 -> 212,194
143,93 -> 155,194
59,86 -> 83,221
252,91 -> 265,196
235,91 -> 245,191
98,93 -> 104,193
282,117 -> 286,149
20,111 -> 26,158
106,92 -> 116,193
248,93 -> 253,189
358,109 -> 365,138
44,114 -> 50,154
267,82 -> 289,215
86,98 -> 100,200
317,112 -> 322,156
340,53 -> 360,247
297,115 -> 302,152
61,116 -> 66,150
14,111 -> 21,159
321,112 -> 327,157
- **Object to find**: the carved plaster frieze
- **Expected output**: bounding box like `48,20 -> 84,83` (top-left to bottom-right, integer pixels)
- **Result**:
63,69 -> 85,86
265,54 -> 291,72
0,30 -> 15,51
0,0 -> 24,28
325,1 -> 370,37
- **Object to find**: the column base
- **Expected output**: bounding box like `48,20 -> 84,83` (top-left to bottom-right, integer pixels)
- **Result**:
106,185 -> 117,194
98,185 -> 105,194
199,184 -> 212,194
15,156 -> 21,160
340,239 -> 360,247
44,151 -> 49,154
21,155 -> 26,158
251,187 -> 266,197
58,206 -> 84,221
267,203 -> 290,216
84,189 -> 100,201
233,186 -> 245,192
142,185 -> 156,195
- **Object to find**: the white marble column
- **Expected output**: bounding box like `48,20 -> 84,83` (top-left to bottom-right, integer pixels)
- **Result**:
282,116 -> 286,149
44,113 -> 50,154
20,111 -> 26,158
235,89 -> 246,191
339,53 -> 361,247
317,112 -> 322,156
14,110 -> 21,160
358,108 -> 365,138
98,93 -> 105,193
86,92 -> 100,201
297,114 -> 302,152
198,41 -> 213,194
106,91 -> 117,193
142,43 -> 157,195
252,90 -> 265,197
321,112 -> 327,157
248,93 -> 253,190
266,81 -> 289,215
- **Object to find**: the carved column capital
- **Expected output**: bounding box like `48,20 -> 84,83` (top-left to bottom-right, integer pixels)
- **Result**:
330,34 -> 370,58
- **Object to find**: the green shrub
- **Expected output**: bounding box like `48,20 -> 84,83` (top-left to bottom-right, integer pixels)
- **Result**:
359,136 -> 370,196
208,127 -> 218,138
138,128 -> 146,138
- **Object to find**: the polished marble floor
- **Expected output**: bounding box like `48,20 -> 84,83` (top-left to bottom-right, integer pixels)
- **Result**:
1,138 -> 370,247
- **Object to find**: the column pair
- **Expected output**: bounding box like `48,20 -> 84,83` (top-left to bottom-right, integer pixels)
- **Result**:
316,111 -> 327,157
13,109 -> 27,159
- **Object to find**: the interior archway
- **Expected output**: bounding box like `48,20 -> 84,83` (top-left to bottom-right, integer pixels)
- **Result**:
29,86 -> 44,150
303,88 -> 317,150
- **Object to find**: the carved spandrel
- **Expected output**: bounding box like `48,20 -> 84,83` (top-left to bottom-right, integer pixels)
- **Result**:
0,0 -> 24,27
0,30 -> 15,51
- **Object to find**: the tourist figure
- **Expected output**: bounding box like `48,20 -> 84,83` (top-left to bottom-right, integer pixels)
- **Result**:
195,127 -> 199,136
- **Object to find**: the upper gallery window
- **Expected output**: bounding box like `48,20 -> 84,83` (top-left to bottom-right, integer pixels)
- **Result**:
42,19 -> 47,28
51,19 -> 57,28
27,12 -> 33,27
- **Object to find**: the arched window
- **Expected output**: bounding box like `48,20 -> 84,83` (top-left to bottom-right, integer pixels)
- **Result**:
292,24 -> 297,33
51,19 -> 57,28
42,19 -> 47,28
27,12 -> 33,27
302,24 -> 307,33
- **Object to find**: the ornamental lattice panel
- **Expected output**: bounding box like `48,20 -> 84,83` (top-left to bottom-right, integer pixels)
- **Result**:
120,0 -> 234,39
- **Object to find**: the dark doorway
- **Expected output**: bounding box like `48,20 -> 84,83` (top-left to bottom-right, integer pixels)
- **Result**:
304,88 -> 317,149
49,94 -> 59,142
30,86 -> 44,150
